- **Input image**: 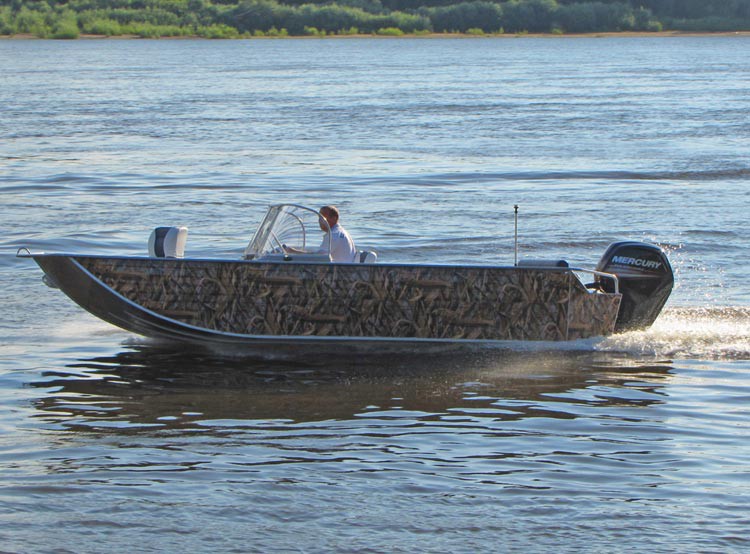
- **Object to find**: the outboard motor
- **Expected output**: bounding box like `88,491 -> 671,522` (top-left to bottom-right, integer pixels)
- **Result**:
596,241 -> 673,332
148,226 -> 188,258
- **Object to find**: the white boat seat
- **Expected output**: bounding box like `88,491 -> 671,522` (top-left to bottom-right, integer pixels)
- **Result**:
357,250 -> 377,263
148,226 -> 188,258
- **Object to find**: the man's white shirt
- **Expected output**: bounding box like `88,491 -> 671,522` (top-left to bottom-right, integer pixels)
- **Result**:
318,223 -> 356,262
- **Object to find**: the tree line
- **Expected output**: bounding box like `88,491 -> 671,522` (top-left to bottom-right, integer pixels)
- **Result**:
1,0 -> 749,39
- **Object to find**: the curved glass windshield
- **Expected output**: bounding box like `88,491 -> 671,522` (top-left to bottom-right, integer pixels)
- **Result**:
244,204 -> 330,260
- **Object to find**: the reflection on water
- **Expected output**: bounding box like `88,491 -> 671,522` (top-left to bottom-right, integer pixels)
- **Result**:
12,338 -> 750,552
31,344 -> 674,432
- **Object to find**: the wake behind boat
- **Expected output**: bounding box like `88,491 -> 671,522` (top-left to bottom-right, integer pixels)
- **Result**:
18,204 -> 673,355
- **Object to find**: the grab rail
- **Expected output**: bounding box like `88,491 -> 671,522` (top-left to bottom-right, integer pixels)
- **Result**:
516,260 -> 620,295
573,268 -> 620,295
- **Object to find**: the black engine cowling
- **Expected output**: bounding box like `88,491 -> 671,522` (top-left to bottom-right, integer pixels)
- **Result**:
596,241 -> 674,332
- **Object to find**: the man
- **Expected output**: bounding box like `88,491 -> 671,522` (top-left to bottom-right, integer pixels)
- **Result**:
317,205 -> 356,263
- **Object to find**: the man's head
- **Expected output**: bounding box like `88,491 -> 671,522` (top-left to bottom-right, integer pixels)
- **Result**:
319,205 -> 339,231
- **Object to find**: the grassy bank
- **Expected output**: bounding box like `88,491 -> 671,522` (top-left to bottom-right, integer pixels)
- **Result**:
2,0 -> 750,40
4,30 -> 750,40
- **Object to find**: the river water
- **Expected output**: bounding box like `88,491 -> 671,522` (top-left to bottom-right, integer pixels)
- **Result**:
1,37 -> 749,552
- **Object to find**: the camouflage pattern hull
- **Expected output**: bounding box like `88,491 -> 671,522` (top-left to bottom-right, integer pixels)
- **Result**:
32,254 -> 622,352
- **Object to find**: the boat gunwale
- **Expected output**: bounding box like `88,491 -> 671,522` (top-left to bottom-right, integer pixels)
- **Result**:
22,251 -> 621,295
19,250 -> 609,277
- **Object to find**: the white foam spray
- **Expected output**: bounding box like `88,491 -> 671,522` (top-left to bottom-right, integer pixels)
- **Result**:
597,306 -> 750,360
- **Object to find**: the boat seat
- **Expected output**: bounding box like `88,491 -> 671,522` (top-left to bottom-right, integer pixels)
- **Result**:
357,250 -> 377,263
148,226 -> 188,258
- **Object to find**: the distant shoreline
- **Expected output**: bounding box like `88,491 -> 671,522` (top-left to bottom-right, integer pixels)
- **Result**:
3,30 -> 750,40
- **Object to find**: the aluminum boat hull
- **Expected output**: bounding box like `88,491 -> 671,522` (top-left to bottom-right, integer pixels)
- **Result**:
29,254 -> 622,353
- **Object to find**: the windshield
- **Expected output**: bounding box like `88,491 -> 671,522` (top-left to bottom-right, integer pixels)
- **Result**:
244,204 -> 330,260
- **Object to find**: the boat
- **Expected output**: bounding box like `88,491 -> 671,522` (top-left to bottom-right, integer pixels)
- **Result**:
18,204 -> 674,355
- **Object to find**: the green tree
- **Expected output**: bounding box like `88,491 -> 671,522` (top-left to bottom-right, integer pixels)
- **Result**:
502,0 -> 559,33
428,1 -> 503,33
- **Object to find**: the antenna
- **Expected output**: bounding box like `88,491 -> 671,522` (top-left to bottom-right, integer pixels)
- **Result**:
514,205 -> 519,266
